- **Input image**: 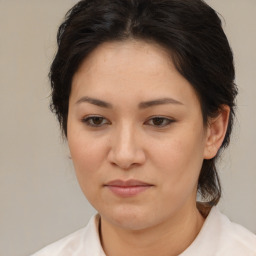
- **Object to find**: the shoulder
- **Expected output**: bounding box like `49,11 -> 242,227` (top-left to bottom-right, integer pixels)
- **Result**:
216,208 -> 256,254
30,214 -> 105,256
181,206 -> 256,256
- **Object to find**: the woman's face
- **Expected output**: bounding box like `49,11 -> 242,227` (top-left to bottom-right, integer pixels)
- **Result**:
67,40 -> 210,230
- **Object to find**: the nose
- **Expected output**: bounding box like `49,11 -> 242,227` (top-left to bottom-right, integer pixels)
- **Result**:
107,123 -> 146,170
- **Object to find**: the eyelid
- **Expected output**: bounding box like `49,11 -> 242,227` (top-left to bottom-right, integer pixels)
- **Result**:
144,116 -> 175,127
81,115 -> 111,127
81,115 -> 175,128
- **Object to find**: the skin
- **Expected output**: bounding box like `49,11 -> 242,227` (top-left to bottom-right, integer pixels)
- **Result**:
67,40 -> 229,256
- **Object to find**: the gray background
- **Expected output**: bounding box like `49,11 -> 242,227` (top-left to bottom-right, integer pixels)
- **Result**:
0,1 -> 255,255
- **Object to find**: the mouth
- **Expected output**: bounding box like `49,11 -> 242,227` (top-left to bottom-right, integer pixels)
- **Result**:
104,179 -> 153,197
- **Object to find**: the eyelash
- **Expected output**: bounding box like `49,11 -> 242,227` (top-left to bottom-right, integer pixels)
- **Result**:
81,115 -> 175,128
82,115 -> 110,127
145,116 -> 175,127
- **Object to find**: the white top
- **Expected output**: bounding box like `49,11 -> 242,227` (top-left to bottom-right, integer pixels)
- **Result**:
31,207 -> 256,256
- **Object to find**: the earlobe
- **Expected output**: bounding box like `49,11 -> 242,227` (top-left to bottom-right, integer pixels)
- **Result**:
204,105 -> 230,159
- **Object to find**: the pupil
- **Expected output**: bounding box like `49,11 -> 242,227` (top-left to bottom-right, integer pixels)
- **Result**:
93,117 -> 103,125
153,118 -> 164,125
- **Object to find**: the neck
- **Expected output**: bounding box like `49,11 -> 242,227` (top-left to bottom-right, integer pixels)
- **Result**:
99,203 -> 205,256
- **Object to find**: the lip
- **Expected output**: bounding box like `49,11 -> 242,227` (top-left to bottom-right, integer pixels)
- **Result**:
104,179 -> 153,197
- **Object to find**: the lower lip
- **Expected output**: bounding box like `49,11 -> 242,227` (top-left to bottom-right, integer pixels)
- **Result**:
106,185 -> 152,197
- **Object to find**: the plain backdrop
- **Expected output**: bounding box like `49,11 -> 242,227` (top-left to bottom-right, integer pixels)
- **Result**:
0,1 -> 255,256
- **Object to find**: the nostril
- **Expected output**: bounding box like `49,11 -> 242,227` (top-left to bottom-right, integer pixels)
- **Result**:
107,129 -> 146,169
107,147 -> 146,170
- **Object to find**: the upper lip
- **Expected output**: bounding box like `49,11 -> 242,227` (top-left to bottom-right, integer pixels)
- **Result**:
105,179 -> 153,187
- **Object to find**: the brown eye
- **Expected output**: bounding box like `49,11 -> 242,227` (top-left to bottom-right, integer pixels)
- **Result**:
145,116 -> 174,127
82,116 -> 109,127
152,117 -> 165,126
91,117 -> 104,125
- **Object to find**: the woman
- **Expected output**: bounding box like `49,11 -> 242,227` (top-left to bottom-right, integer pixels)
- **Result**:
32,0 -> 256,255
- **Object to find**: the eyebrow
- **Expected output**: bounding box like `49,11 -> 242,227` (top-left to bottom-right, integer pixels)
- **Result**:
76,96 -> 183,109
139,98 -> 183,108
76,96 -> 113,108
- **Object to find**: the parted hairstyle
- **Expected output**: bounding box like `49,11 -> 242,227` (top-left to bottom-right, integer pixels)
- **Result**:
49,0 -> 237,206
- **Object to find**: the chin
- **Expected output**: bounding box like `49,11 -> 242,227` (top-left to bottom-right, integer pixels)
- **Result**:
101,205 -> 159,231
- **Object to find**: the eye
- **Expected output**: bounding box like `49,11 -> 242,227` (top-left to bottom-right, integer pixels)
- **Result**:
82,115 -> 110,127
145,116 -> 174,127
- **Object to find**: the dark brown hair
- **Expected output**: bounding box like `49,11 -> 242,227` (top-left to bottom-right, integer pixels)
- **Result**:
49,0 -> 237,205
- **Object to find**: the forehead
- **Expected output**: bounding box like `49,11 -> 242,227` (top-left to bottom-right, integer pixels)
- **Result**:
73,40 -> 173,80
70,40 -> 199,108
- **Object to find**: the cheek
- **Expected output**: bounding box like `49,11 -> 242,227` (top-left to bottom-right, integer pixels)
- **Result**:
68,131 -> 107,187
152,129 -> 205,191
68,137 -> 106,208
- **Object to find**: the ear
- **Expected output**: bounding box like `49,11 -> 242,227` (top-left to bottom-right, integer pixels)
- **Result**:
204,105 -> 230,160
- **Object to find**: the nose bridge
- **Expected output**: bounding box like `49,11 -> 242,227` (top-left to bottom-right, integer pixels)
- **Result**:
108,120 -> 145,169
115,121 -> 136,155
